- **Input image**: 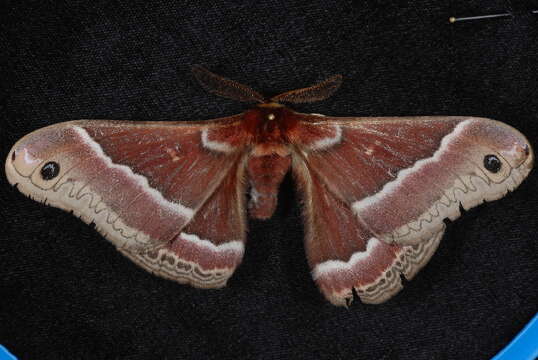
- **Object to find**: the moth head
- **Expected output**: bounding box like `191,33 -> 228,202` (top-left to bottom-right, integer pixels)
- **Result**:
471,118 -> 533,182
6,124 -> 77,194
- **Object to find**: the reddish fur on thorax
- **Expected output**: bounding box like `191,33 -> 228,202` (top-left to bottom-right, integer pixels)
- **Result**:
243,105 -> 298,147
242,104 -> 299,219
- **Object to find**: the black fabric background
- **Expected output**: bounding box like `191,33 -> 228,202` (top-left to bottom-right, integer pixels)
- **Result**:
1,1 -> 537,359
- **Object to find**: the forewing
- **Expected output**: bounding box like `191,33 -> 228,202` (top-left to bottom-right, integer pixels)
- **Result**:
6,117 -> 250,286
290,116 -> 533,246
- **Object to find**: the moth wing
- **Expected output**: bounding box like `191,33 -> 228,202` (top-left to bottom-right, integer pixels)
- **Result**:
290,115 -> 532,305
6,117 -> 249,287
120,156 -> 247,288
290,116 -> 533,246
293,157 -> 442,305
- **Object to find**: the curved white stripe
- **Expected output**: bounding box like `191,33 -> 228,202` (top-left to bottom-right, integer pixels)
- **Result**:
180,232 -> 244,254
309,125 -> 342,150
73,126 -> 194,219
312,238 -> 382,279
352,119 -> 473,212
201,128 -> 234,153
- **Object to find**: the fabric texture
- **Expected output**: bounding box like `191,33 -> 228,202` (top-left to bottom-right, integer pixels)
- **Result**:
1,1 -> 537,359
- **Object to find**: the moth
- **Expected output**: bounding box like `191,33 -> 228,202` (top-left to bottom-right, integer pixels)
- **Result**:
5,66 -> 533,306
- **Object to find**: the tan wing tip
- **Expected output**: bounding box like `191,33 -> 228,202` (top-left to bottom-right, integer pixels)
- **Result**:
387,151 -> 533,248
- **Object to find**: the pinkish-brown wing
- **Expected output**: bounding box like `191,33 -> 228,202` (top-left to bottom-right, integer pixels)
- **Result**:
290,116 -> 533,246
5,117 -> 249,287
293,155 -> 443,306
290,115 -> 533,305
120,156 -> 247,288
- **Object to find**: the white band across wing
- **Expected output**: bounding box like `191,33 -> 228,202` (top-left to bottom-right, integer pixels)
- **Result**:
352,119 -> 472,212
73,126 -> 195,219
180,232 -> 244,254
312,237 -> 382,279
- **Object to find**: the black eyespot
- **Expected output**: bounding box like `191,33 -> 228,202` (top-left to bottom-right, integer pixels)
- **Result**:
40,161 -> 60,180
483,155 -> 501,173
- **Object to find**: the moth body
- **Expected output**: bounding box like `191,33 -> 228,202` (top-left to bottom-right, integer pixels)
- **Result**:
246,152 -> 291,219
243,104 -> 298,219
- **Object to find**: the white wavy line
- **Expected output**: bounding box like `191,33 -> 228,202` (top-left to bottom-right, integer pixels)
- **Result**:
352,119 -> 472,212
312,238 -> 382,279
73,126 -> 194,219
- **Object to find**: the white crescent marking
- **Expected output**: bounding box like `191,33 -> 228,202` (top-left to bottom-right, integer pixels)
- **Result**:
309,125 -> 342,150
201,128 -> 234,153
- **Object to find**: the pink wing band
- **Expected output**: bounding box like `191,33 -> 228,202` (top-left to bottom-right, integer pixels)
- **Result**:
351,118 -> 532,244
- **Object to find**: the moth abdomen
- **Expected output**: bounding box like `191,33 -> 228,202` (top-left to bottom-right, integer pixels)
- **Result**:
246,153 -> 292,220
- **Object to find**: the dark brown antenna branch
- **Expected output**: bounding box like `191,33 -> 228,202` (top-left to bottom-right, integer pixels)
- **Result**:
270,75 -> 343,104
192,65 -> 266,103
192,66 -> 343,104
